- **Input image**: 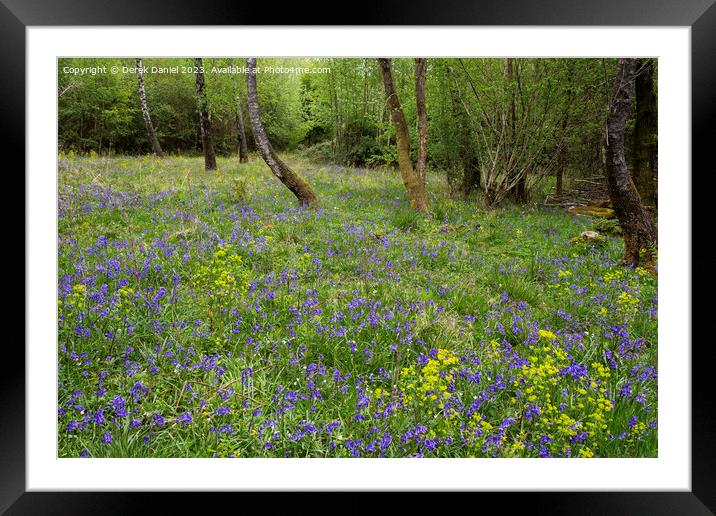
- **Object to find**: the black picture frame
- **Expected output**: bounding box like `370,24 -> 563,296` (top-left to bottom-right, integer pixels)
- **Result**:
7,0 -> 711,512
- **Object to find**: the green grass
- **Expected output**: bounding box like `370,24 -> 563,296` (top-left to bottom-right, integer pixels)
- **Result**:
57,155 -> 657,458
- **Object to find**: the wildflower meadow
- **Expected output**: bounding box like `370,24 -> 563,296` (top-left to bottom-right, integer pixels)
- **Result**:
57,154 -> 657,458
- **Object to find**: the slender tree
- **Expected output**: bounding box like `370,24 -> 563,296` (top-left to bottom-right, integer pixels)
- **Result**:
378,58 -> 429,213
633,58 -> 657,209
236,90 -> 249,163
232,59 -> 249,164
245,57 -> 318,208
506,58 -> 527,203
447,66 -> 480,194
555,111 -> 569,196
414,58 -> 429,184
328,64 -> 341,155
555,81 -> 575,197
194,58 -> 217,171
604,58 -> 657,267
135,58 -> 164,157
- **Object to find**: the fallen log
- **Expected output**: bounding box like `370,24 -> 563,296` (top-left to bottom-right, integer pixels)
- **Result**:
567,205 -> 616,218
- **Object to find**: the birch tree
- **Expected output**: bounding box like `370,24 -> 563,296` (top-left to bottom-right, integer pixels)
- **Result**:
135,58 -> 164,157
245,57 -> 318,207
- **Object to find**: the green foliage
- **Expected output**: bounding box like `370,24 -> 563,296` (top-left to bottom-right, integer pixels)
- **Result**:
431,198 -> 465,225
593,218 -> 623,236
365,146 -> 398,168
195,245 -> 250,310
254,58 -> 309,149
58,56 -> 649,208
58,57 -> 308,156
231,177 -> 250,202
299,141 -> 335,164
390,204 -> 423,231
569,233 -> 609,253
58,58 -> 139,152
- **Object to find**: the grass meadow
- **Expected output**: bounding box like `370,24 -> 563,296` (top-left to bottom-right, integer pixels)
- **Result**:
57,155 -> 657,458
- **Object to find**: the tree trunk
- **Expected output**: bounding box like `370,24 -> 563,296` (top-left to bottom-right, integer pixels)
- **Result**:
135,58 -> 164,157
194,58 -> 217,171
236,90 -> 249,163
328,66 -> 341,156
414,58 -> 428,184
245,57 -> 318,208
460,148 -> 481,195
555,167 -> 564,196
378,58 -> 429,213
604,58 -> 657,268
555,98 -> 573,196
448,70 -> 480,194
506,58 -> 527,203
633,57 -> 657,209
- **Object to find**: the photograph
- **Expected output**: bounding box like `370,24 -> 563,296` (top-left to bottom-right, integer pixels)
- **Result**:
56,56 -> 659,460
0,0 -> 708,504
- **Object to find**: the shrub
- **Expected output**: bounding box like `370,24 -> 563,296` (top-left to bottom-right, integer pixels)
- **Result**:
299,141 -> 336,164
593,218 -> 623,236
391,205 -> 422,232
232,177 -> 249,202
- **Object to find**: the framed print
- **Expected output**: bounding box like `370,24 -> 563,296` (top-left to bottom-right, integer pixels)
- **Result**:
8,0 -> 712,512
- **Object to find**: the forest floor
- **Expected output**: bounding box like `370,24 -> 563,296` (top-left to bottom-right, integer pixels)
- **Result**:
57,155 -> 657,458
